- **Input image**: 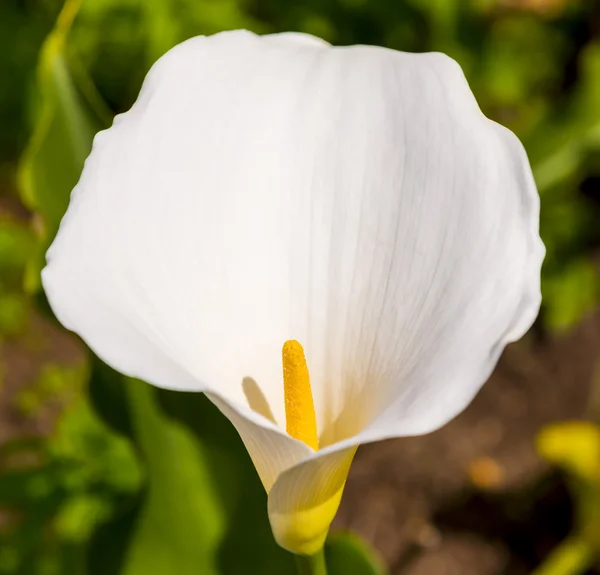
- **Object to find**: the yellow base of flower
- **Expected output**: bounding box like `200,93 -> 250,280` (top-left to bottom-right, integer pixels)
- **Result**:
269,480 -> 346,555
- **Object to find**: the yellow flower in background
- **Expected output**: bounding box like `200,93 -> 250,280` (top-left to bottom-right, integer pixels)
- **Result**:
42,31 -> 544,557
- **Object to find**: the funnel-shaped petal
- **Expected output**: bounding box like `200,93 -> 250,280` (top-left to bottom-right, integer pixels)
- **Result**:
43,30 -> 544,553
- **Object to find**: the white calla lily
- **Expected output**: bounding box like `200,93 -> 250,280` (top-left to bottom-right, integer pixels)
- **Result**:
42,30 -> 544,556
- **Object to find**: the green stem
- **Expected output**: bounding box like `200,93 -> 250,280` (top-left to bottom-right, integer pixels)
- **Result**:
531,538 -> 594,575
295,549 -> 327,575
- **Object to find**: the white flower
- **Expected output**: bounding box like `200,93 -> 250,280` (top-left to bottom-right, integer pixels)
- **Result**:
42,30 -> 544,555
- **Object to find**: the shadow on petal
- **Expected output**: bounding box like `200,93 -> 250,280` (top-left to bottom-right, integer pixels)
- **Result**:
242,376 -> 277,425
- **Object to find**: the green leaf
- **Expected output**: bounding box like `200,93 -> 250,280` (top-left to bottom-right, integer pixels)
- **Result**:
530,538 -> 593,575
536,423 -> 600,575
537,421 -> 600,482
17,0 -> 110,292
157,389 -> 295,574
119,380 -> 225,575
325,532 -> 387,575
87,366 -> 295,575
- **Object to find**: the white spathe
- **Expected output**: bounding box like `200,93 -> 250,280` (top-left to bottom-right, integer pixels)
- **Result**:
42,30 -> 544,553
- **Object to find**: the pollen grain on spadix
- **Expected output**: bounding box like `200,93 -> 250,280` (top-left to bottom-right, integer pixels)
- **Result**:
282,340 -> 319,451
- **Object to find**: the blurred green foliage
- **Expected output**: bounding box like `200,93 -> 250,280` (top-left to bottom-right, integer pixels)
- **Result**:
86,362 -> 298,575
325,532 -> 387,575
534,421 -> 600,574
0,216 -> 34,338
17,0 -> 110,292
0,0 -> 599,573
0,376 -> 142,575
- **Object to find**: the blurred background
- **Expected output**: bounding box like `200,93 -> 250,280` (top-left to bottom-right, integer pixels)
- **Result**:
1,0 -> 600,574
